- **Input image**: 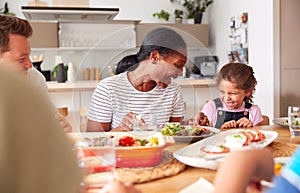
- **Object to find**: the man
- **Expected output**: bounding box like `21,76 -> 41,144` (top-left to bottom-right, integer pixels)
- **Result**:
0,65 -> 81,193
0,14 -> 72,132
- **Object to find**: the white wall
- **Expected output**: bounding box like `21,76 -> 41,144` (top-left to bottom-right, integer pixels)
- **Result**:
2,0 -> 277,119
208,0 -> 276,119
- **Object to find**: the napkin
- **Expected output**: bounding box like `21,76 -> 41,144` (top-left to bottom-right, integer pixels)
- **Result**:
179,177 -> 215,193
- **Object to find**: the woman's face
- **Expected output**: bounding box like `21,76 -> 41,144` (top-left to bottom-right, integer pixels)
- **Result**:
218,79 -> 251,110
154,51 -> 187,88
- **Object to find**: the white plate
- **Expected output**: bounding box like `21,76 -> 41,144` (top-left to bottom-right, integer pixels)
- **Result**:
173,126 -> 220,143
274,156 -> 292,164
272,117 -> 288,127
173,129 -> 278,170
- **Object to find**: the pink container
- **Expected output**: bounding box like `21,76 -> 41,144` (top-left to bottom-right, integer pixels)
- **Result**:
68,132 -> 174,168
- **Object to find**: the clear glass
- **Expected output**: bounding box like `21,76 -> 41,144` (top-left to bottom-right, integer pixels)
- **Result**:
288,106 -> 300,137
132,113 -> 157,134
75,136 -> 116,192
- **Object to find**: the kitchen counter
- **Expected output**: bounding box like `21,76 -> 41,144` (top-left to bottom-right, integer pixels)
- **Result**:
46,78 -> 216,92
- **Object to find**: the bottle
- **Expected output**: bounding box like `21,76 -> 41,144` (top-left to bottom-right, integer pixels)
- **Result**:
57,63 -> 66,83
67,62 -> 76,83
79,107 -> 88,132
90,67 -> 95,80
83,68 -> 90,80
95,67 -> 101,80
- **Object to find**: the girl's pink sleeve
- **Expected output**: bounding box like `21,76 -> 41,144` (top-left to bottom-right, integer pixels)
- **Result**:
250,105 -> 263,126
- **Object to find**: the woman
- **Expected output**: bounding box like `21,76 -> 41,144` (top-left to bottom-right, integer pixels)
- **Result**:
87,27 -> 187,132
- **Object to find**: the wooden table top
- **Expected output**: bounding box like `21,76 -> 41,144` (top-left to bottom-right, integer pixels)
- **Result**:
135,125 -> 300,193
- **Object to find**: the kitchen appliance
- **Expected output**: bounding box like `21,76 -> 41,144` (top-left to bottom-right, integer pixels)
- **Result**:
192,56 -> 218,78
21,6 -> 119,21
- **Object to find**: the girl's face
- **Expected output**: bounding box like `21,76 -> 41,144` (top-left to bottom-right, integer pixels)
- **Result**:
218,79 -> 251,110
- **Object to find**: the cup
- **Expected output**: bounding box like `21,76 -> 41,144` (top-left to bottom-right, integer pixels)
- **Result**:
288,106 -> 300,137
133,113 -> 157,133
74,136 -> 116,192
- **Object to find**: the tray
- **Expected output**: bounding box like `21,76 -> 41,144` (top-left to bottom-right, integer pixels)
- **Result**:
272,117 -> 288,127
173,129 -> 278,170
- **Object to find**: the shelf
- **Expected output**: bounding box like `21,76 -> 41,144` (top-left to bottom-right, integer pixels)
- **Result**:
31,46 -> 135,52
47,79 -> 216,92
32,47 -> 202,52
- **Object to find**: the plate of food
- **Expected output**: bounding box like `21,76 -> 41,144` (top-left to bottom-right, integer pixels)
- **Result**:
160,123 -> 220,143
173,129 -> 278,170
68,131 -> 174,168
272,117 -> 288,127
274,156 -> 292,175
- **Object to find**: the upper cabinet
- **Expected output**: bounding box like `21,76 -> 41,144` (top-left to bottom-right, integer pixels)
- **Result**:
29,21 -> 209,49
135,23 -> 208,48
29,21 -> 59,48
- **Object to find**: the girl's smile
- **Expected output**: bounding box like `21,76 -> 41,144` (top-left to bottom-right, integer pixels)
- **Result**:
219,80 -> 251,110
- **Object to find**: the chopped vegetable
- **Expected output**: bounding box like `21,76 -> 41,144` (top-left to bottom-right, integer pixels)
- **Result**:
161,123 -> 214,136
150,137 -> 159,145
119,136 -> 135,146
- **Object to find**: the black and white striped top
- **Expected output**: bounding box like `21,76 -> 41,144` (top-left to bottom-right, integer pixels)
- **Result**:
88,72 -> 185,129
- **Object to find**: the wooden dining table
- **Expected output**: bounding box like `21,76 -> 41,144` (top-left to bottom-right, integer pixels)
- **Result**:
135,125 -> 300,193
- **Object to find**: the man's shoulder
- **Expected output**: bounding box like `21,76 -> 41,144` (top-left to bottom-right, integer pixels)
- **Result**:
27,68 -> 46,82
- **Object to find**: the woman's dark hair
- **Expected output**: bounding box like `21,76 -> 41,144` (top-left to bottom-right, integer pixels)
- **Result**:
115,27 -> 187,74
115,55 -> 138,75
0,15 -> 33,54
216,62 -> 257,103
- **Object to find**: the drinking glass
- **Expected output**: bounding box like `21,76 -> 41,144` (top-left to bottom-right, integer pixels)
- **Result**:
132,113 -> 157,134
75,136 -> 116,192
288,105 -> 300,137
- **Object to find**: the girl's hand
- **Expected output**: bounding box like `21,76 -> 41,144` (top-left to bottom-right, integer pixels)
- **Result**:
221,120 -> 237,129
237,117 -> 253,128
119,112 -> 136,131
188,112 -> 209,126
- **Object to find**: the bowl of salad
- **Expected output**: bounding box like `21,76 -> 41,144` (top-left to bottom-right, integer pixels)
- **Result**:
160,123 -> 220,143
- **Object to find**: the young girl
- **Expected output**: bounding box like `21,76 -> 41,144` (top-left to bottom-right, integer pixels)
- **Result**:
191,62 -> 263,129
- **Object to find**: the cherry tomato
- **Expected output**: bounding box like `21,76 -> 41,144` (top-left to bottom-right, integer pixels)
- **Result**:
119,136 -> 134,146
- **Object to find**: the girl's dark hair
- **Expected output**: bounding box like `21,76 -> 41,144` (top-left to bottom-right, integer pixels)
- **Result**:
216,62 -> 257,103
0,15 -> 33,54
115,27 -> 187,74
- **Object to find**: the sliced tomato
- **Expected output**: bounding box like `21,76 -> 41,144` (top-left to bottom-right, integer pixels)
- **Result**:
239,131 -> 252,146
245,130 -> 259,142
255,130 -> 266,140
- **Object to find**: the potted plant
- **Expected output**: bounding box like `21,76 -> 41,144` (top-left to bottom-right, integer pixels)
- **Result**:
0,2 -> 16,16
171,0 -> 213,24
174,9 -> 184,24
152,10 -> 170,23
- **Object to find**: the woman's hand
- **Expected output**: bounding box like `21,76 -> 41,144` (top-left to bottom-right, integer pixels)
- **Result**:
118,112 -> 136,131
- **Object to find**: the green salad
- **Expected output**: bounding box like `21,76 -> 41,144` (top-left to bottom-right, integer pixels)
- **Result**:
161,123 -> 214,136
